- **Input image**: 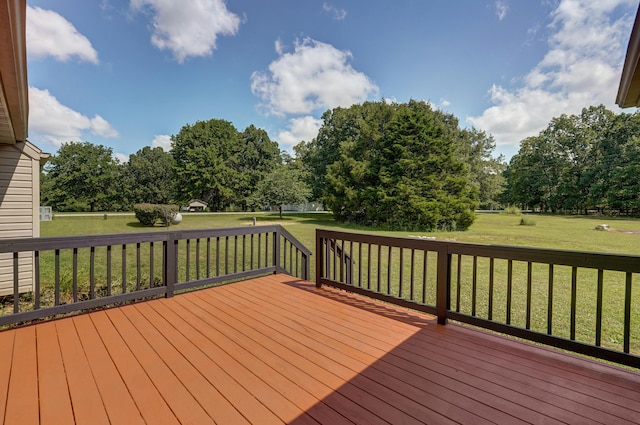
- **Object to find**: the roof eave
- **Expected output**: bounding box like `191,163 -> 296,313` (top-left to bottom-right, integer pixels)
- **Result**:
0,0 -> 28,144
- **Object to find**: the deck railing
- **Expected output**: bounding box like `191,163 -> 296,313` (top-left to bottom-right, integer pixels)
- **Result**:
316,229 -> 640,369
0,225 -> 310,326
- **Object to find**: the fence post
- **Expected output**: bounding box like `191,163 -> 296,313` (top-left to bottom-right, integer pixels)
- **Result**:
315,231 -> 323,288
165,233 -> 178,298
436,246 -> 450,325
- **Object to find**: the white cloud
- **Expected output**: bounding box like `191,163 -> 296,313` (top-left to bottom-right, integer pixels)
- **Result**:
131,0 -> 241,63
152,134 -> 173,151
29,87 -> 119,146
277,116 -> 323,151
251,38 -> 379,116
114,152 -> 129,164
495,1 -> 508,21
469,0 -> 635,150
26,6 -> 99,63
322,3 -> 347,21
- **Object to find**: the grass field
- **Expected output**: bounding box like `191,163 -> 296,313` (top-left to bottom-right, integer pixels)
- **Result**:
33,211 -> 640,356
43,211 -> 640,255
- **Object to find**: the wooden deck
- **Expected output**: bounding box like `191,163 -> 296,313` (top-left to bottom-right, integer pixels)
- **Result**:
1,274 -> 639,424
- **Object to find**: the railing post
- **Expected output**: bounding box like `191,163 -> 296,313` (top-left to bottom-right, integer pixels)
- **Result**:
436,246 -> 450,325
273,229 -> 280,273
165,234 -> 178,298
315,231 -> 323,288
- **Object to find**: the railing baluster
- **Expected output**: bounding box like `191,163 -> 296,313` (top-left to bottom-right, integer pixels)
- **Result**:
410,249 -> 415,301
216,237 -> 220,276
251,234 -> 254,271
387,246 -> 392,294
107,245 -> 112,296
122,244 -> 127,293
196,238 -> 201,280
506,260 -> 513,325
284,239 -> 288,272
90,246 -> 96,299
13,252 -> 19,313
349,240 -> 353,285
233,236 -> 238,274
148,242 -> 153,289
257,234 -> 261,269
422,251 -> 427,304
548,264 -> 554,335
398,247 -> 404,298
488,258 -> 494,320
377,244 -> 381,292
34,251 -> 40,310
73,248 -> 78,302
185,240 -> 190,282
366,243 -> 371,290
526,262 -> 532,330
225,236 -> 229,275
624,272 -> 632,353
207,238 -> 211,277
595,269 -> 603,346
570,266 -> 577,340
472,256 -> 478,317
135,243 -> 141,291
456,254 -> 462,312
55,249 -> 60,307
242,235 -> 246,272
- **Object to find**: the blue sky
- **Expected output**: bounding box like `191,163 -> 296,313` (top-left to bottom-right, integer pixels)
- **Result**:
26,0 -> 638,163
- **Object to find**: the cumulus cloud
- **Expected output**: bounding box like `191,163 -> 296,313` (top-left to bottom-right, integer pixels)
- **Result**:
29,87 -> 119,146
131,0 -> 241,63
469,0 -> 635,149
113,152 -> 129,164
152,134 -> 173,151
251,38 -> 378,116
322,3 -> 347,21
495,1 -> 508,21
26,6 -> 99,63
277,116 -> 323,150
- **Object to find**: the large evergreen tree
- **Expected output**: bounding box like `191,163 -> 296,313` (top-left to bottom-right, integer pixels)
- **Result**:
312,100 -> 478,230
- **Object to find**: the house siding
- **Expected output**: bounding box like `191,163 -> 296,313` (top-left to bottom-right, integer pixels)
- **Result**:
0,142 -> 45,296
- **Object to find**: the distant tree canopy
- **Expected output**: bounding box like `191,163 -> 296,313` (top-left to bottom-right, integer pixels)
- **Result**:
171,119 -> 281,211
41,141 -> 121,212
122,146 -> 175,205
503,105 -> 640,215
298,100 -> 483,230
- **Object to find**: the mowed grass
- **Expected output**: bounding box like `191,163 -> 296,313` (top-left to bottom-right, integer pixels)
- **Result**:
38,212 -> 640,355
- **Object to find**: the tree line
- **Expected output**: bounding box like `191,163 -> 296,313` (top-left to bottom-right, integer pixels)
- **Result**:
41,120 -> 309,213
501,105 -> 640,215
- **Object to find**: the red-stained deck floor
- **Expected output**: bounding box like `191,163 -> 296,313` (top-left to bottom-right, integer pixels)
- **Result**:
1,273 -> 639,424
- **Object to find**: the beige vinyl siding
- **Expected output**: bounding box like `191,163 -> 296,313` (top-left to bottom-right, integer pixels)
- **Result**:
0,142 -> 45,295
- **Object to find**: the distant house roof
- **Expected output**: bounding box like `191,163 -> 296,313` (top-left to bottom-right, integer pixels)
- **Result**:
0,0 -> 28,144
188,199 -> 208,207
617,3 -> 640,108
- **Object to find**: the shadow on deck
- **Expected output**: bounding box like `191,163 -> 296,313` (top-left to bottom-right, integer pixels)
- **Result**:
1,274 -> 639,424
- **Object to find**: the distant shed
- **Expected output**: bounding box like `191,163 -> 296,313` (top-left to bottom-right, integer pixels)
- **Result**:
188,199 -> 208,212
0,141 -> 49,295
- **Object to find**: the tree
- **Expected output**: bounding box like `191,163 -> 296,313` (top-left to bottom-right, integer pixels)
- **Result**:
231,125 -> 281,210
41,141 -> 120,212
171,119 -> 242,211
121,146 -> 176,207
321,100 -> 478,230
250,166 -> 310,218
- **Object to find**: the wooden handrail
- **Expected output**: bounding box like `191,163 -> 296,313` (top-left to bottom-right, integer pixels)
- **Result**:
316,228 -> 640,369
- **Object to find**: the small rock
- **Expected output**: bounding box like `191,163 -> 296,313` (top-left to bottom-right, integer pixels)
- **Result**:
595,224 -> 610,231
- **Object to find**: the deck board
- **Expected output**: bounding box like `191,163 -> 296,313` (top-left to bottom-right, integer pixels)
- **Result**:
0,273 -> 639,424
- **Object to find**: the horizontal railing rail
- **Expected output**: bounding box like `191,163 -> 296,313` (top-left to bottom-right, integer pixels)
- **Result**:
0,225 -> 310,327
316,229 -> 640,369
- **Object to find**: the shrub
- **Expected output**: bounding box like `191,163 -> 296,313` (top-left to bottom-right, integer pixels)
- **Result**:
134,203 -> 179,226
519,216 -> 536,226
503,205 -> 522,215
